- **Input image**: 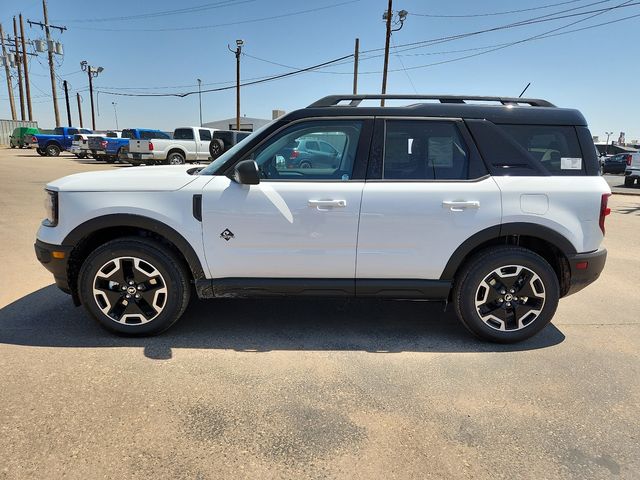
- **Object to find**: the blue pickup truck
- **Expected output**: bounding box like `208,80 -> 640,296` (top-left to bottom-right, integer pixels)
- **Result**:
88,128 -> 170,163
33,126 -> 93,157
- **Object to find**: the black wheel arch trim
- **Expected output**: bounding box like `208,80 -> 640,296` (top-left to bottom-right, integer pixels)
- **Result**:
62,214 -> 206,281
440,222 -> 577,280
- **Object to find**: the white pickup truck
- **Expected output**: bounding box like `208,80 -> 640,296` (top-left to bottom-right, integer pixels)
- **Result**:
123,126 -> 215,165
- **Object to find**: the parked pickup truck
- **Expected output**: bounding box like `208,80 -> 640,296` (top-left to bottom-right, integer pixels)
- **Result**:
123,126 -> 214,165
91,129 -> 169,163
72,131 -> 120,159
34,127 -> 93,157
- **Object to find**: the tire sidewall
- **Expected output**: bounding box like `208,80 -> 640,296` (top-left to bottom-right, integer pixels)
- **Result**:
168,152 -> 185,165
454,247 -> 560,343
78,239 -> 190,336
46,144 -> 60,156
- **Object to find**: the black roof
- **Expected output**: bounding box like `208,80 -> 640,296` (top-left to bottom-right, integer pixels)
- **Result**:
284,94 -> 587,126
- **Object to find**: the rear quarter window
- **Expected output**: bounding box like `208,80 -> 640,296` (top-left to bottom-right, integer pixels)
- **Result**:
174,129 -> 194,140
498,124 -> 585,175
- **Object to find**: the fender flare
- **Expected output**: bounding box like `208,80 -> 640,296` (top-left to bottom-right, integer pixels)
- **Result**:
62,213 -> 206,280
439,222 -> 577,280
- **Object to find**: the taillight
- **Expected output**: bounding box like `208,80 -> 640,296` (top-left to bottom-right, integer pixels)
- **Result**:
289,150 -> 299,160
625,154 -> 632,166
599,193 -> 611,235
100,140 -> 107,148
148,142 -> 154,151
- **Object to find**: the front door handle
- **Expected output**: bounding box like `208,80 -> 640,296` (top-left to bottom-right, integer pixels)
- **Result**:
308,199 -> 347,209
442,200 -> 480,211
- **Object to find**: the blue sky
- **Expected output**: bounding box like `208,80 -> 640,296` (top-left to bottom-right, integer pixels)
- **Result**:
1,0 -> 639,140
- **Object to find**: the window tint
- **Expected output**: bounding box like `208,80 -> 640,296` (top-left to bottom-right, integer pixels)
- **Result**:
199,129 -> 212,141
106,131 -> 118,138
247,120 -> 363,181
319,141 -> 337,154
174,128 -> 194,140
80,129 -> 92,134
499,125 -> 584,175
214,132 -> 234,144
383,121 -> 469,180
122,130 -> 135,139
305,140 -> 320,151
54,127 -> 64,135
68,128 -> 79,135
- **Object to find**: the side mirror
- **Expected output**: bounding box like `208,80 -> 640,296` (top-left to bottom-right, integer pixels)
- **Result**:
232,159 -> 260,185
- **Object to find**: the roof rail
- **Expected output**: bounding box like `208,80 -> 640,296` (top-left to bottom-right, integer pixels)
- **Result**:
308,94 -> 555,108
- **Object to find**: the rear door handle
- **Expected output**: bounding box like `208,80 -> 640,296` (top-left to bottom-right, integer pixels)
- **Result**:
442,200 -> 480,211
308,199 -> 347,209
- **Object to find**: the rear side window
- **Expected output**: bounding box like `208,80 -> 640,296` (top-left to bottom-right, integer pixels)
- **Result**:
199,129 -> 212,141
174,129 -> 194,140
498,125 -> 584,175
106,131 -> 118,138
122,130 -> 135,139
383,120 -> 469,180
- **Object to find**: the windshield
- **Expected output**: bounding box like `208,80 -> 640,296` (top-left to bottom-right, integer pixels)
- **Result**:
200,121 -> 276,175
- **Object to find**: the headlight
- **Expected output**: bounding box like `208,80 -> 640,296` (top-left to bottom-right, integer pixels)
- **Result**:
43,190 -> 58,227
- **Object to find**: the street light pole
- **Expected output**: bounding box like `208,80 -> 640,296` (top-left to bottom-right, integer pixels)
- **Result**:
605,131 -> 613,155
229,39 -> 244,131
81,60 -> 103,130
112,101 -> 118,130
197,78 -> 202,127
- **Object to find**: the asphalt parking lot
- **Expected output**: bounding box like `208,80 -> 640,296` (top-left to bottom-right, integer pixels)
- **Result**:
0,148 -> 639,479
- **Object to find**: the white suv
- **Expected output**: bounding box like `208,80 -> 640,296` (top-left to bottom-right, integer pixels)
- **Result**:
34,95 -> 611,343
624,152 -> 640,187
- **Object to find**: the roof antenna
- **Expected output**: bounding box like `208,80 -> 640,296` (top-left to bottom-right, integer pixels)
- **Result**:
518,82 -> 531,98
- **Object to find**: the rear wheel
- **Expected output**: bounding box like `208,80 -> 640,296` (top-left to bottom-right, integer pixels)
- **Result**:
624,176 -> 635,187
453,246 -> 559,343
167,151 -> 186,165
78,237 -> 191,336
45,143 -> 61,157
300,161 -> 312,169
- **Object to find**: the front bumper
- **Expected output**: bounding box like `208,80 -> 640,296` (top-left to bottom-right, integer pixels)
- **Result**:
34,239 -> 74,294
565,248 -> 607,296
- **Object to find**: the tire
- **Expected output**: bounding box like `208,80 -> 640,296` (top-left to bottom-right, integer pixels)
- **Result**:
45,143 -> 61,157
167,151 -> 186,165
300,161 -> 312,169
452,246 -> 559,343
36,147 -> 47,156
19,144 -> 24,149
624,176 -> 634,187
209,139 -> 225,159
78,237 -> 191,336
10,144 -> 15,149
105,156 -> 116,164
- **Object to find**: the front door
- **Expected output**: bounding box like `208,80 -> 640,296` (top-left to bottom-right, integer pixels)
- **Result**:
201,118 -> 372,280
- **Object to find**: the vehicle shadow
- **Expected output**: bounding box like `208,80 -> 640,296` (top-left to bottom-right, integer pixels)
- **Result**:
0,286 -> 565,359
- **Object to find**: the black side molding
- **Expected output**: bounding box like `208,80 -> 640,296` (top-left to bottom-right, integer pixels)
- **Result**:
192,194 -> 202,221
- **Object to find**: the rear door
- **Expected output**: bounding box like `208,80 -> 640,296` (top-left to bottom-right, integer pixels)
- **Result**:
173,128 -> 196,160
356,118 -> 502,287
198,129 -> 212,160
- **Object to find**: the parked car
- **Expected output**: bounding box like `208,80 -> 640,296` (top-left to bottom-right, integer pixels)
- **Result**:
278,137 -> 342,169
86,131 -> 128,163
602,153 -> 632,174
208,130 -> 251,159
35,94 -> 610,343
90,129 -> 170,163
72,131 -> 119,159
123,127 -> 215,165
624,152 -> 640,186
9,127 -> 39,148
34,127 -> 93,157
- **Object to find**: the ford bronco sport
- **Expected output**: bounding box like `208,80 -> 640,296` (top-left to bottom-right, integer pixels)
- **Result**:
35,95 -> 610,342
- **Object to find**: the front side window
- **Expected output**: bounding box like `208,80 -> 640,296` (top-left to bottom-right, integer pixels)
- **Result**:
247,120 -> 363,181
68,128 -> 79,135
383,121 -> 469,180
174,129 -> 194,140
199,129 -> 212,141
499,124 -> 584,175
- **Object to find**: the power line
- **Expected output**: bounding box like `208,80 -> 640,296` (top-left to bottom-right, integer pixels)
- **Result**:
56,0 -> 256,23
409,0 -> 592,18
72,0 -> 362,32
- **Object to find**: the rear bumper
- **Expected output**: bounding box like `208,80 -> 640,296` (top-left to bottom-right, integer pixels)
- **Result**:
34,239 -> 73,294
564,248 -> 607,296
625,169 -> 639,178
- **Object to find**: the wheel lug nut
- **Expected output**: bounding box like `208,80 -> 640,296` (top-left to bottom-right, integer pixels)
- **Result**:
506,302 -> 511,307
509,289 -> 515,294
126,294 -> 131,299
137,285 -> 144,290
498,298 -> 504,303
129,281 -> 134,285
500,290 -> 506,295
135,294 -> 141,299
121,286 -> 126,291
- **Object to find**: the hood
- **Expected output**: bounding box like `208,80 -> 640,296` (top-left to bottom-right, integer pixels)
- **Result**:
47,165 -> 202,192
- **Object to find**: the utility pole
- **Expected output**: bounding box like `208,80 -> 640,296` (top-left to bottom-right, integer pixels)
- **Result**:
197,78 -> 202,126
353,38 -> 359,95
112,102 -> 118,130
29,0 -> 67,126
13,17 -> 25,120
380,0 -> 392,106
229,39 -> 244,131
19,14 -> 32,121
81,61 -> 104,130
0,23 -> 17,120
63,80 -> 72,126
76,93 -> 83,128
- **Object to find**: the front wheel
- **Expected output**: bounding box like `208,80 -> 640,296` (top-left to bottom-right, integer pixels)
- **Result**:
78,237 -> 191,336
453,246 -> 559,343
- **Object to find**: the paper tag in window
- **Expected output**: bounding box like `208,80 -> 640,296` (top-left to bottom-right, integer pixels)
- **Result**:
561,157 -> 582,170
